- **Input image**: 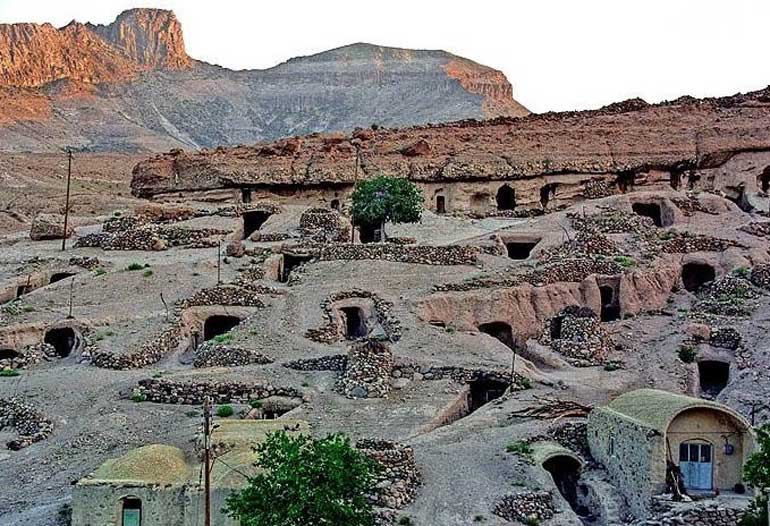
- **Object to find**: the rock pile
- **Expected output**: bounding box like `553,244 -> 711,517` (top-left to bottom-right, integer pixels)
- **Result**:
193,342 -> 272,368
693,275 -> 760,317
283,354 -> 347,372
493,491 -> 555,523
68,256 -> 100,270
549,420 -> 591,460
391,361 -> 512,386
709,327 -> 742,350
313,243 -> 479,266
539,230 -> 619,263
539,306 -> 614,366
0,342 -> 57,370
659,232 -> 740,253
134,378 -> 303,405
299,208 -> 351,243
338,340 -> 394,399
358,439 -> 421,510
630,501 -> 745,526
583,178 -> 614,199
750,263 -> 770,290
570,208 -> 654,236
90,324 -> 181,370
305,289 -> 401,344
671,194 -> 715,217
77,221 -> 228,251
739,221 -> 770,238
0,397 -> 54,450
178,285 -> 265,310
29,214 -> 73,241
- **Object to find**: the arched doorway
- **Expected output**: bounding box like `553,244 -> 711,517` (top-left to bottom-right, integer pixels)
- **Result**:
540,183 -> 558,208
478,321 -> 515,350
0,348 -> 20,360
330,199 -> 340,211
505,240 -> 539,260
496,184 -> 516,211
542,455 -> 583,512
681,263 -> 715,292
760,167 -> 770,193
242,211 -> 272,239
436,195 -> 446,214
340,306 -> 368,339
120,496 -> 142,526
203,315 -> 241,341
698,360 -> 730,397
44,327 -> 77,357
468,378 -> 509,412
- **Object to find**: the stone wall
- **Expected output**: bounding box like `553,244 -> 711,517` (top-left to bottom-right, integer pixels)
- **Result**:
90,323 -> 182,370
587,408 -> 660,517
312,243 -> 479,266
357,439 -> 420,511
0,397 -> 54,450
628,500 -> 747,526
193,342 -> 272,368
493,491 -> 555,523
0,342 -> 57,370
134,378 -> 303,405
538,306 -> 615,366
299,208 -> 351,243
305,289 -> 401,344
338,340 -> 394,399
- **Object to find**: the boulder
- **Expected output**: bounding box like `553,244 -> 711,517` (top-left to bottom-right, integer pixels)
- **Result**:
29,214 -> 73,241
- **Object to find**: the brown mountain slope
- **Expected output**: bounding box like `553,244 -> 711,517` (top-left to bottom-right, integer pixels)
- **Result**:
130,87 -> 770,196
0,10 -> 527,152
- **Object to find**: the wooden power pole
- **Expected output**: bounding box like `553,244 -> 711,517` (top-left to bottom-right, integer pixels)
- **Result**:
61,149 -> 73,251
203,396 -> 212,526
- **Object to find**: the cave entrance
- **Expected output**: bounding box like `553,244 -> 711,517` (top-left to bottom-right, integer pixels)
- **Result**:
44,327 -> 77,358
15,285 -> 31,298
203,315 -> 241,341
242,211 -> 272,239
330,199 -> 340,211
0,348 -> 19,360
280,253 -> 313,283
632,202 -> 664,227
759,168 -> 770,193
340,306 -> 368,340
496,184 -> 516,211
468,378 -> 509,412
505,240 -> 539,260
724,185 -> 752,212
670,171 -> 682,190
436,195 -> 446,214
478,321 -> 516,350
616,172 -> 635,193
540,183 -> 558,208
241,188 -> 252,204
543,456 -> 583,515
598,278 -> 621,322
682,262 -> 716,292
358,224 -> 381,244
698,360 -> 730,397
49,272 -> 75,285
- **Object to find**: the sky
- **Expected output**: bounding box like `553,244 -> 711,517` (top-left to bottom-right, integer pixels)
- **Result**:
1,0 -> 768,113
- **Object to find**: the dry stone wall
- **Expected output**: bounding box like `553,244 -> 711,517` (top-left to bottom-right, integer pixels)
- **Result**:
0,397 -> 54,450
193,342 -> 272,368
305,289 -> 401,344
134,378 -> 303,405
299,208 -> 351,243
539,306 -> 615,366
338,340 -> 394,399
310,243 -> 479,266
357,439 -> 421,510
493,491 -> 555,523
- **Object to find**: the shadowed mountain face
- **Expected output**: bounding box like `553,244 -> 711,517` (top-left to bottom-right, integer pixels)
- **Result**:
0,9 -> 528,152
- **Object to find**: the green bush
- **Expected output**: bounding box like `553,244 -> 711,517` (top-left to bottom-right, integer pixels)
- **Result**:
678,345 -> 698,363
226,432 -> 382,526
130,392 -> 147,403
0,369 -> 20,377
740,425 -> 770,526
397,516 -> 414,525
604,361 -> 622,371
248,399 -> 263,409
733,266 -> 751,279
523,517 -> 541,526
506,441 -> 534,462
613,255 -> 636,268
142,269 -> 153,278
350,175 -> 423,239
213,332 -> 233,344
94,268 -> 107,276
126,263 -> 145,271
216,405 -> 235,417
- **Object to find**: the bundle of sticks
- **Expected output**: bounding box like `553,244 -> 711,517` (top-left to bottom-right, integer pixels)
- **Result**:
508,395 -> 592,420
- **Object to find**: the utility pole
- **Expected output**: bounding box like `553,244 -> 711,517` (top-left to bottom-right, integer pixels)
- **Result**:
203,396 -> 212,526
61,149 -> 73,251
67,277 -> 75,319
217,241 -> 222,285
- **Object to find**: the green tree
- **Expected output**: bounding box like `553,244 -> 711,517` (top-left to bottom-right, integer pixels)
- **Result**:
741,425 -> 770,526
350,175 -> 423,240
225,431 -> 382,526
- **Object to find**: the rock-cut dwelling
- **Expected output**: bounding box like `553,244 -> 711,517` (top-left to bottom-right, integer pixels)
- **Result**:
72,419 -> 309,526
587,389 -> 754,517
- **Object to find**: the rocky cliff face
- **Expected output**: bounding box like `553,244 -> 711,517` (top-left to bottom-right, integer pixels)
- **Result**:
0,11 -> 526,152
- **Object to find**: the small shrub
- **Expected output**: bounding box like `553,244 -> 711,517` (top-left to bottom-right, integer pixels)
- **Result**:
113,211 -> 122,217
445,325 -> 455,334
518,376 -> 532,390
94,268 -> 106,276
22,305 -> 35,313
0,369 -> 20,377
126,263 -> 145,271
248,400 -> 263,409
185,410 -> 199,418
733,267 -> 751,279
604,361 -> 622,371
505,441 -> 534,462
473,515 -> 486,522
130,392 -> 147,403
397,516 -> 414,526
678,345 -> 698,363
523,517 -> 541,526
614,255 -> 636,268
213,332 -> 233,344
142,269 -> 153,278
217,405 -> 235,417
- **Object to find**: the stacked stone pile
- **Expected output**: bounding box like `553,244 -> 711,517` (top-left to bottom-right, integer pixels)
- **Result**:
193,342 -> 272,368
570,208 -> 654,235
709,327 -> 742,350
76,228 -> 164,251
391,361 -> 512,385
283,354 -> 347,371
539,306 -> 614,366
583,179 -> 614,199
0,397 -> 54,450
493,491 -> 555,523
68,256 -> 100,270
157,226 -> 227,248
305,289 -> 401,344
338,340 -> 394,399
77,222 -> 228,251
313,243 -> 479,266
90,324 -> 181,370
549,420 -> 591,460
539,230 -> 619,263
357,439 -> 421,510
659,232 -> 740,253
134,378 -> 303,405
102,215 -> 144,232
0,343 -> 57,370
299,208 -> 350,243
251,232 -> 291,242
750,263 -> 770,289
630,501 -> 745,526
739,221 -> 770,238
177,285 -> 265,310
671,194 -> 715,217
693,275 -> 760,317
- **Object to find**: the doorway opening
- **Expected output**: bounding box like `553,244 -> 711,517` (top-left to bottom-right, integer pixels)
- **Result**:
121,497 -> 142,526
496,184 -> 516,211
505,240 -> 539,260
681,263 -> 716,292
242,211 -> 272,239
540,183 -> 558,208
698,360 -> 730,397
0,348 -> 20,360
598,278 -> 621,322
759,168 -> 770,193
632,202 -> 664,227
468,378 -> 509,412
671,171 -> 682,190
15,285 -> 31,298
330,199 -> 340,211
478,321 -> 516,350
340,306 -> 368,340
280,253 -> 313,282
49,272 -> 75,285
616,172 -> 635,193
44,327 -> 77,357
436,195 -> 446,214
679,442 -> 713,491
241,188 -> 252,204
543,455 -> 583,514
203,315 -> 241,341
358,224 -> 381,244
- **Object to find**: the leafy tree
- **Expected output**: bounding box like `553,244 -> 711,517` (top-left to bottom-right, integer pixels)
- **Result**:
741,425 -> 770,526
350,175 -> 423,240
225,431 -> 382,526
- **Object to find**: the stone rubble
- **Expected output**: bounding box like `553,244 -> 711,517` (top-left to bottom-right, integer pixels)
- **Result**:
539,306 -> 615,366
493,491 -> 555,523
338,340 -> 394,399
357,439 -> 421,511
193,342 -> 272,368
298,207 -> 351,243
134,378 -> 304,405
0,397 -> 54,450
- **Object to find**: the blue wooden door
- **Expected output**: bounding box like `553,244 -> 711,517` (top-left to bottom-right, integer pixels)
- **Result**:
679,442 -> 713,490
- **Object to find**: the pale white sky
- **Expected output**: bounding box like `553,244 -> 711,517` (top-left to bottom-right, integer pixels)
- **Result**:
0,0 -> 768,113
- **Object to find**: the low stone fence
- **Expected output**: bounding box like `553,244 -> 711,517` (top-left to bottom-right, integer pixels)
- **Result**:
493,491 -> 555,523
284,354 -> 347,372
0,397 -> 54,450
193,343 -> 272,368
177,285 -> 265,311
90,324 -> 182,370
76,224 -> 228,251
659,233 -> 741,253
357,439 -> 421,510
539,306 -> 614,366
312,243 -> 479,266
299,208 -> 351,243
631,500 -> 746,526
0,342 -> 57,370
134,378 -> 303,405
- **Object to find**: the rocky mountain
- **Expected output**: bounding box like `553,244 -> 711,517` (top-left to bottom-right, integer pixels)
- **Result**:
0,9 -> 528,152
